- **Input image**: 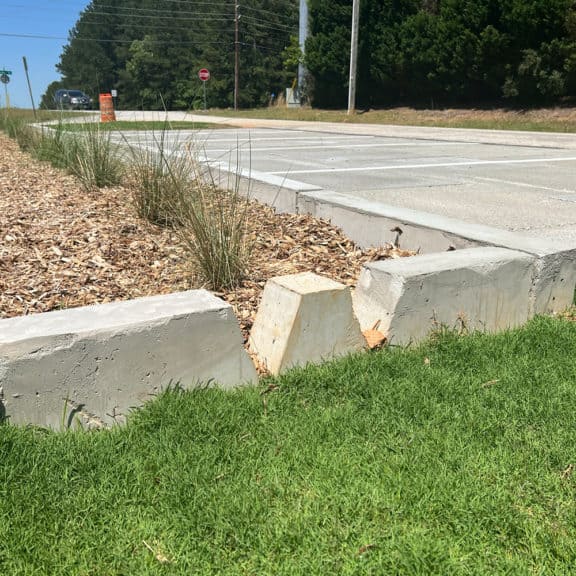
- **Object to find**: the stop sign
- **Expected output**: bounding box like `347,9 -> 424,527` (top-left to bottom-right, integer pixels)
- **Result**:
198,68 -> 210,81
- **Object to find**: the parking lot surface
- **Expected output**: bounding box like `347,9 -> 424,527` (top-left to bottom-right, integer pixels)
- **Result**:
115,112 -> 576,244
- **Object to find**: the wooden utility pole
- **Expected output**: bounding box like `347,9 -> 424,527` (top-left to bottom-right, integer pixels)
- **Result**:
234,2 -> 239,110
22,57 -> 37,119
347,0 -> 360,115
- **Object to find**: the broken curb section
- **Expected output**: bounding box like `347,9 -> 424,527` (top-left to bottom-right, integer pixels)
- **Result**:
2,156 -> 576,427
0,291 -> 257,428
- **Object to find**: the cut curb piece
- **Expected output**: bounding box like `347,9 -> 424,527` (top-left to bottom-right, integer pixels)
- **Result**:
249,272 -> 365,375
299,191 -> 576,315
0,290 -> 257,429
353,247 -> 535,346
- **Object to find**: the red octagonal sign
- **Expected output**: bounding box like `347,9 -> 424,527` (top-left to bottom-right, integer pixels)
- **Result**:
198,68 -> 210,81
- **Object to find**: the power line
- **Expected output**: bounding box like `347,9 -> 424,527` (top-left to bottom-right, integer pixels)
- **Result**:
0,31 -> 234,45
241,15 -> 295,32
76,18 -> 236,33
79,10 -> 235,22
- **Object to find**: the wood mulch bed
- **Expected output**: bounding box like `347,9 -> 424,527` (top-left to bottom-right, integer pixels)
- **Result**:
0,132 -> 412,341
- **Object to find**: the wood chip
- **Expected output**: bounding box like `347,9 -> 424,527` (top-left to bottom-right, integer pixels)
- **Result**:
0,132 -> 415,344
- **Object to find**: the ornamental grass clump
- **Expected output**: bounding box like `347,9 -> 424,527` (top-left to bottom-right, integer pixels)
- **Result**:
0,111 -> 38,151
125,129 -> 253,291
31,124 -> 69,170
124,132 -> 192,228
67,123 -> 124,190
29,121 -> 123,190
174,166 -> 253,291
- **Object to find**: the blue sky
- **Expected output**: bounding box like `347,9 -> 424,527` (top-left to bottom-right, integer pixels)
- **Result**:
0,1 -> 89,108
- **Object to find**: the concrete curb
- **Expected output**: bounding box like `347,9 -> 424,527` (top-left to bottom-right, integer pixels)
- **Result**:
0,290 -> 257,429
297,190 -> 576,316
249,272 -> 365,374
8,114 -> 575,428
353,247 -> 535,345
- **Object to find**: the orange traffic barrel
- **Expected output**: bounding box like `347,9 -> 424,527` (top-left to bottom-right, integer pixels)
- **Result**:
99,93 -> 116,122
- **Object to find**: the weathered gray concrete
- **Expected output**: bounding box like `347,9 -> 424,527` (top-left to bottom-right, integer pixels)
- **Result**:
298,190 -> 576,315
0,290 -> 257,428
249,272 -> 365,375
115,111 -> 576,150
298,190 -> 481,252
42,114 -> 576,390
111,116 -> 576,243
353,247 -> 535,345
207,161 -> 319,213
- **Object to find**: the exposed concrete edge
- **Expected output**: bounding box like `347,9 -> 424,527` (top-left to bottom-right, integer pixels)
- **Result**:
199,157 -> 575,257
248,272 -> 365,375
0,290 -> 257,429
353,247 -> 536,346
299,190 -> 575,255
298,190 -> 576,316
187,151 -> 576,317
203,162 -> 576,316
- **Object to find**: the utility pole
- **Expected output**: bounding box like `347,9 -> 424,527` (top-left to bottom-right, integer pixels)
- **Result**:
22,57 -> 37,119
234,2 -> 239,110
347,0 -> 360,115
297,0 -> 308,103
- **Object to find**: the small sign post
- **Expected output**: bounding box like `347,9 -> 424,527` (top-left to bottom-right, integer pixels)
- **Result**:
0,70 -> 11,108
198,68 -> 210,110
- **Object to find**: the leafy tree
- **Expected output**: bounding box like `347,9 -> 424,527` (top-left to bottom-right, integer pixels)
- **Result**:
45,0 -> 576,109
43,0 -> 297,110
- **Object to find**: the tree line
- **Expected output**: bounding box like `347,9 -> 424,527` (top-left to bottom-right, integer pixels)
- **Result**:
42,0 -> 576,110
306,0 -> 576,108
41,0 -> 297,110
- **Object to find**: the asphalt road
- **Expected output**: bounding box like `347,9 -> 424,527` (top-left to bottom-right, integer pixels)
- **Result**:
114,111 -> 576,244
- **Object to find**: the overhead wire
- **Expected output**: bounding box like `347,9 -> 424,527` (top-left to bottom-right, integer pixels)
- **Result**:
0,31 -> 234,45
1,0 -> 298,53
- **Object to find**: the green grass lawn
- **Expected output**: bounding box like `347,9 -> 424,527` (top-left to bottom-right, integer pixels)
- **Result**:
2,316 -> 576,574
